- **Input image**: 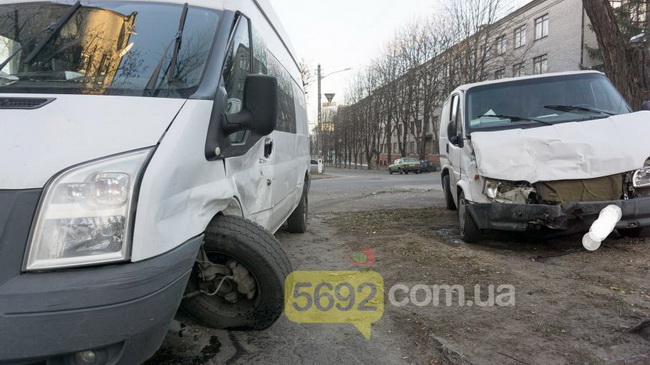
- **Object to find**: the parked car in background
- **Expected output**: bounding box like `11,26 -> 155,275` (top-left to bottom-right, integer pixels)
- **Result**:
389,157 -> 421,174
310,158 -> 324,174
419,160 -> 438,173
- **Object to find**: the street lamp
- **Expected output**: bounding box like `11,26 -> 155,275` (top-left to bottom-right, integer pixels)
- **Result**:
316,64 -> 352,159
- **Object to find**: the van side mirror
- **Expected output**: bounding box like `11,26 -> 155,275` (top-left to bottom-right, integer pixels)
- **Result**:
205,75 -> 278,160
223,75 -> 278,136
641,101 -> 650,111
446,121 -> 456,142
446,121 -> 464,147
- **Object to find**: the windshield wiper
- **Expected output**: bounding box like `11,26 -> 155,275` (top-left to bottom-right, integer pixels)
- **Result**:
143,3 -> 188,96
478,114 -> 552,126
23,1 -> 82,65
168,3 -> 189,82
543,104 -> 615,116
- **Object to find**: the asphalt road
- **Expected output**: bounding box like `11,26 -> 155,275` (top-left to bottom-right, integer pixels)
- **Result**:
314,167 -> 441,191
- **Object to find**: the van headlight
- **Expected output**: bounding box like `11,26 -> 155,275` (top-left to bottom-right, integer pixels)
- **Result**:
483,178 -> 500,199
633,159 -> 650,188
25,149 -> 152,271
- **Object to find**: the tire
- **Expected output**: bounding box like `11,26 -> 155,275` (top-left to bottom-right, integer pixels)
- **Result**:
619,226 -> 650,238
287,189 -> 308,233
458,191 -> 481,243
389,170 -> 394,175
443,174 -> 457,211
181,215 -> 292,330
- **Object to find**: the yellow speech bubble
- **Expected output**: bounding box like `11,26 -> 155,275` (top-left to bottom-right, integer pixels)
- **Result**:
285,270 -> 384,339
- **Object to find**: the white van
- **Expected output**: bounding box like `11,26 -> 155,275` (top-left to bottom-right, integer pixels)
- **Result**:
0,0 -> 309,363
439,71 -> 650,243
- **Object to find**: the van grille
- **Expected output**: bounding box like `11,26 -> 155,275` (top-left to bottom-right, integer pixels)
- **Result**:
0,97 -> 55,109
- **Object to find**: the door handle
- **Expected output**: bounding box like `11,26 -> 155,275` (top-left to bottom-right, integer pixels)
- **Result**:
264,138 -> 273,158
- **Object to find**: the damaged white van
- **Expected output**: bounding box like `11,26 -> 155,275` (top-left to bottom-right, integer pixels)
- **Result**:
0,0 -> 309,363
440,71 -> 650,243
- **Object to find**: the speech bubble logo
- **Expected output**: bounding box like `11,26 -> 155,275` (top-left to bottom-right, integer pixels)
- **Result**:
285,270 -> 384,339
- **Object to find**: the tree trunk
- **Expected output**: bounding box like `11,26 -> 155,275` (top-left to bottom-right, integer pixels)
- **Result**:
582,0 -> 649,109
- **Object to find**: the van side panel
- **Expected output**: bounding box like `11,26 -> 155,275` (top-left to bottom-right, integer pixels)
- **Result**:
132,101 -> 235,261
230,0 -> 309,232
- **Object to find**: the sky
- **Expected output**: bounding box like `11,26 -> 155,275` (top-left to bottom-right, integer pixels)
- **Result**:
271,0 -> 530,127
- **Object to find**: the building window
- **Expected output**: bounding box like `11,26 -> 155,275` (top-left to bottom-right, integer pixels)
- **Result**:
514,25 -> 526,48
479,44 -> 490,60
495,68 -> 505,79
533,54 -> 548,74
495,35 -> 507,55
513,62 -> 525,77
534,14 -> 549,40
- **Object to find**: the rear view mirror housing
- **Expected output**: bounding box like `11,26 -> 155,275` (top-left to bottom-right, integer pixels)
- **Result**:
447,121 -> 464,147
205,75 -> 278,160
223,75 -> 278,136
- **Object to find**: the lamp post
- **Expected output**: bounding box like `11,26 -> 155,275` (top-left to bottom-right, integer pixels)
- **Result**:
317,64 -> 352,157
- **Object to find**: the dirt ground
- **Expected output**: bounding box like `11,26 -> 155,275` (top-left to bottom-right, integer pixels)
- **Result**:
147,172 -> 650,365
327,201 -> 650,364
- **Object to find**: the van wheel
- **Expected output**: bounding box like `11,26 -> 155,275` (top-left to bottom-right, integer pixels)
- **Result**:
443,175 -> 457,211
389,170 -> 394,175
458,191 -> 480,243
181,216 -> 292,330
287,190 -> 308,233
619,227 -> 650,238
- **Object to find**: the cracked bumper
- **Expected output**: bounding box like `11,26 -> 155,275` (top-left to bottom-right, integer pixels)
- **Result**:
0,236 -> 201,364
466,197 -> 650,233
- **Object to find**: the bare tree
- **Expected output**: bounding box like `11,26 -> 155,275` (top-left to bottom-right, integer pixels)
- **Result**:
583,0 -> 649,109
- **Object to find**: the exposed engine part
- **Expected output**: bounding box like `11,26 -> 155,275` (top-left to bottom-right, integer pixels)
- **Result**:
485,180 -> 537,204
229,260 -> 257,300
196,247 -> 229,281
194,245 -> 257,303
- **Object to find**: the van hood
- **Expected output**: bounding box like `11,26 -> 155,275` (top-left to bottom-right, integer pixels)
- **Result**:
0,94 -> 186,189
471,111 -> 650,183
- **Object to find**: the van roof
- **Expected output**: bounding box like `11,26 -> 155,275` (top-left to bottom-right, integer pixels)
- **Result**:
452,70 -> 605,93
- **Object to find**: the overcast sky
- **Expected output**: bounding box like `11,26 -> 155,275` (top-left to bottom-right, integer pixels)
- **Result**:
271,0 -> 531,126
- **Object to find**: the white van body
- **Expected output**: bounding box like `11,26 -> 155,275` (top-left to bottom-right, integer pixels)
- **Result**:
439,71 -> 650,243
0,0 -> 308,363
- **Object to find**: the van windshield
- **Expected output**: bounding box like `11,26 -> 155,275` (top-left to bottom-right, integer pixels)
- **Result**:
0,1 -> 220,98
465,73 -> 631,132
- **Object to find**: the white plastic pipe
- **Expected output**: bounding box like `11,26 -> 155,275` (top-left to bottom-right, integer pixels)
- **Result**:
582,205 -> 623,251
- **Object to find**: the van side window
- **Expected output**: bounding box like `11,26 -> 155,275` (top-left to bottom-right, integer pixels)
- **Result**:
223,16 -> 251,143
252,28 -> 296,134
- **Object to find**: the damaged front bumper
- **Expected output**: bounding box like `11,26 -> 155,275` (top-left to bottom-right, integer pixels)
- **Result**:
466,196 -> 650,233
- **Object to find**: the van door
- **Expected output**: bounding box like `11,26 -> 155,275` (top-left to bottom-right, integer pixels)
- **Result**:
222,16 -> 275,227
249,26 -> 303,230
447,93 -> 464,196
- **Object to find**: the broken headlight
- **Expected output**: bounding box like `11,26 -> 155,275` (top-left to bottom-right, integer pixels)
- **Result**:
25,149 -> 152,271
633,159 -> 650,188
483,178 -> 500,199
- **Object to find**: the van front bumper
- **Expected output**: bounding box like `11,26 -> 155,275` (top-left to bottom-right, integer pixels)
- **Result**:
0,234 -> 201,365
466,197 -> 650,233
